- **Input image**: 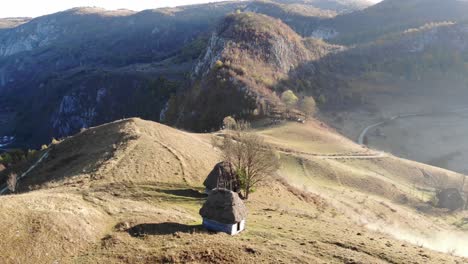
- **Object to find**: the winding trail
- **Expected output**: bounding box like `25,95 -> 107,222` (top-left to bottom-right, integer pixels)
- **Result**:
218,133 -> 387,161
0,150 -> 50,195
273,145 -> 386,159
357,107 -> 468,145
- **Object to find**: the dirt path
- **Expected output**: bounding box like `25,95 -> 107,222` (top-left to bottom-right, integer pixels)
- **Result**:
153,137 -> 189,184
357,107 -> 468,145
217,133 -> 387,161
269,143 -> 386,159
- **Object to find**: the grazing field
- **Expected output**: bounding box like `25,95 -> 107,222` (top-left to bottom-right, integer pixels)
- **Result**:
0,118 -> 466,262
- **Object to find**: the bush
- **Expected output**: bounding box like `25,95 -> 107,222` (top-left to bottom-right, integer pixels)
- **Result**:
317,94 -> 327,105
300,96 -> 317,116
281,90 -> 298,107
223,116 -> 237,130
27,149 -> 37,159
0,153 -> 12,165
7,173 -> 17,193
214,60 -> 224,70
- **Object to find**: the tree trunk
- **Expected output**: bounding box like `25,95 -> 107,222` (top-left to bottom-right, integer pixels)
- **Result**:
244,183 -> 250,200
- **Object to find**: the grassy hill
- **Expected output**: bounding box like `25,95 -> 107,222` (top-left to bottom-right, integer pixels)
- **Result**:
0,118 -> 466,262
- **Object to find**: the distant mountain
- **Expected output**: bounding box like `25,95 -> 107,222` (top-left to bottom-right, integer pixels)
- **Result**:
276,0 -> 373,13
245,0 -> 374,36
0,18 -> 31,30
324,0 -> 468,44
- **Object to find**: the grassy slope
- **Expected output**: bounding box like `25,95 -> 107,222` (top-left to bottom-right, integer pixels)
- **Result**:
0,118 -> 466,263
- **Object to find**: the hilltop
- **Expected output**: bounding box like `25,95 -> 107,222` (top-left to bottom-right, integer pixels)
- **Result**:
0,118 -> 467,262
0,18 -> 31,29
167,12 -> 342,131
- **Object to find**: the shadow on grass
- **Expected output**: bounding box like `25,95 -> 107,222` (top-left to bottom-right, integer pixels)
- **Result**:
129,222 -> 204,237
154,188 -> 207,199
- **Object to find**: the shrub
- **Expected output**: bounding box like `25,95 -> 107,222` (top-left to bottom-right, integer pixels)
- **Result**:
27,149 -> 37,159
300,96 -> 317,116
317,94 -> 327,105
0,153 -> 12,165
223,116 -> 237,130
214,60 -> 224,70
7,173 -> 17,193
281,90 -> 298,107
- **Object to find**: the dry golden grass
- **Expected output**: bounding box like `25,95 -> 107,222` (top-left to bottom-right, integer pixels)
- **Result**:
257,121 -> 367,154
0,118 -> 466,263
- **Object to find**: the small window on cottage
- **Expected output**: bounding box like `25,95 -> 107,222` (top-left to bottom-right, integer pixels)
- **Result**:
237,222 -> 241,231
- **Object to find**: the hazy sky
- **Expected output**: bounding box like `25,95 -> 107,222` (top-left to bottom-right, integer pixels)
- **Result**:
0,0 -> 232,18
1,0 -> 383,19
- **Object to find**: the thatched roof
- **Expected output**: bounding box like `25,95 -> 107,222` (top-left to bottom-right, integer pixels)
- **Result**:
204,161 -> 240,192
199,188 -> 247,224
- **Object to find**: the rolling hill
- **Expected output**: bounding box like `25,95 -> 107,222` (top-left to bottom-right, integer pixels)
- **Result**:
0,117 -> 467,263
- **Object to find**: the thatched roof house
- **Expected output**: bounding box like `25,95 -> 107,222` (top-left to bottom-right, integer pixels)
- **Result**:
204,161 -> 240,193
199,188 -> 247,235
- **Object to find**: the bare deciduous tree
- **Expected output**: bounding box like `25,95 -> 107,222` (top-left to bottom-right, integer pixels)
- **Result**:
7,173 -> 17,193
213,122 -> 279,199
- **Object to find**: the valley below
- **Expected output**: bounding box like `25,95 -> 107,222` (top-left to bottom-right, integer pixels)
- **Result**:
365,113 -> 468,174
325,83 -> 468,174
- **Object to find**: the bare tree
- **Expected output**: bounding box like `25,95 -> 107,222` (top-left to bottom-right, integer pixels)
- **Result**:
214,122 -> 279,199
7,173 -> 17,193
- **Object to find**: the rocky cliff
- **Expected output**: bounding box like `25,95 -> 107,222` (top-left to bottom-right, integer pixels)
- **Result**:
168,12 -> 341,131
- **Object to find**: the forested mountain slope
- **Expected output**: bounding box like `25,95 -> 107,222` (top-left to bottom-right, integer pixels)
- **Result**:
3,0 -> 468,149
0,0 -> 368,148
